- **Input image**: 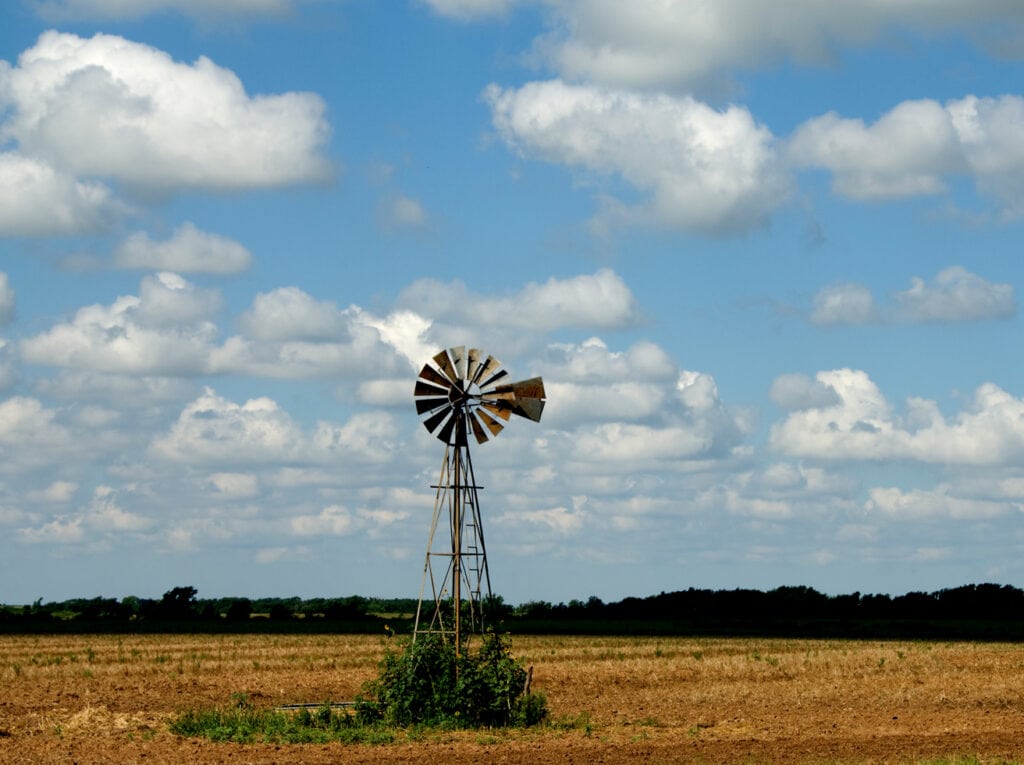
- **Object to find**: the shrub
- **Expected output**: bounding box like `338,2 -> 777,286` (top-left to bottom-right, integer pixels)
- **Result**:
355,632 -> 546,728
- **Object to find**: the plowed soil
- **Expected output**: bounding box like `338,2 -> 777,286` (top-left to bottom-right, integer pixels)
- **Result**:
1,633 -> 1022,764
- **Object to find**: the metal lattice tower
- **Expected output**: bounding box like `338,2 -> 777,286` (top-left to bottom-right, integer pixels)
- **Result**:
412,346 -> 545,648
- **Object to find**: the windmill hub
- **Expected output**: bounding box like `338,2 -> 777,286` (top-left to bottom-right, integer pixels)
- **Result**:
448,380 -> 478,407
414,346 -> 546,447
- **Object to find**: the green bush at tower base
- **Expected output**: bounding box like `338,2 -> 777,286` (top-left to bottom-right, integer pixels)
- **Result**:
355,631 -> 547,728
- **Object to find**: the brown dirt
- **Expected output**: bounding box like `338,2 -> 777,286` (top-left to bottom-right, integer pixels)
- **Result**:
1,633 -> 1022,764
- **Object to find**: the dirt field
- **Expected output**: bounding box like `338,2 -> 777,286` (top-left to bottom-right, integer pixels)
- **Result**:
0,632 -> 1022,764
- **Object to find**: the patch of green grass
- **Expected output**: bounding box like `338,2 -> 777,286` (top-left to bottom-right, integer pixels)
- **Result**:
169,698 -> 395,745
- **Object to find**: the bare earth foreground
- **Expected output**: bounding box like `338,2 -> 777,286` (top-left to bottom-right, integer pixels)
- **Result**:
1,633 -> 1022,764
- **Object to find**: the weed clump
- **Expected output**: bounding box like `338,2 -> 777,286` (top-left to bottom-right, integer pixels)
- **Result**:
170,695 -> 392,744
355,632 -> 547,728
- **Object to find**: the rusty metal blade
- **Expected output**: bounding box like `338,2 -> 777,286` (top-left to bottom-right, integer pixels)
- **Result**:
479,368 -> 509,389
510,397 -> 545,422
490,376 -> 546,400
437,412 -> 459,444
473,355 -> 502,386
432,349 -> 459,384
480,401 -> 512,421
414,380 -> 449,398
479,395 -> 544,422
418,364 -> 452,389
450,346 -> 466,380
469,412 -> 489,444
415,397 -> 448,415
476,408 -> 504,437
466,348 -> 481,383
423,407 -> 451,434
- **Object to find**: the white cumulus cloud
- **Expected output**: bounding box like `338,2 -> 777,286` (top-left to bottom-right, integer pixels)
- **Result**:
810,267 -> 1013,326
114,222 -> 252,274
486,80 -> 790,235
771,369 -> 1024,465
21,274 -> 220,375
770,373 -> 841,411
1,31 -> 331,192
866,486 -> 1011,520
0,153 -> 124,236
894,266 -> 1015,322
790,95 -> 1024,216
532,1 -> 1024,93
398,269 -> 640,331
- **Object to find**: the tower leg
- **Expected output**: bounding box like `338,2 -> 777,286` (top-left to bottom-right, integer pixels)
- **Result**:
413,444 -> 491,647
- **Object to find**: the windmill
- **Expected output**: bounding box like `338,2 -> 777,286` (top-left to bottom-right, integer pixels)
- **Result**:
412,346 -> 545,648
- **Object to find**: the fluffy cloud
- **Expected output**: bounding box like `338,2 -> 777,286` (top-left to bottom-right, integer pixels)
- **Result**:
0,153 -> 124,236
557,365 -> 752,468
770,369 -> 1024,465
290,504 -> 355,536
866,486 -> 1012,521
236,287 -> 349,342
1,31 -> 330,192
149,388 -> 306,465
809,283 -> 879,326
114,223 -> 252,274
894,266 -> 1015,322
150,387 -> 398,467
0,341 -> 17,393
495,504 -> 586,534
398,269 -> 640,331
486,80 -> 789,235
378,194 -> 429,230
810,267 -> 1013,326
789,95 -> 1024,215
0,397 -> 74,466
531,1 -> 1024,93
539,338 -> 675,382
769,373 -> 841,410
21,273 -> 220,375
208,472 -> 260,498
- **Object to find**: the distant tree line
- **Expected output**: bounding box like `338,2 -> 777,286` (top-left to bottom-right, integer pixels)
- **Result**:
2,583 -> 1023,638
506,584 -> 1024,638
0,585 -> 411,633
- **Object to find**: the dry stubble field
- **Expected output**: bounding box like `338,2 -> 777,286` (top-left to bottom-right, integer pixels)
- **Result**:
0,632 -> 1022,764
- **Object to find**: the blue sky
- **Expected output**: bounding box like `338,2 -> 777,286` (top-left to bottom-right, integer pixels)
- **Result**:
2,0 -> 1023,605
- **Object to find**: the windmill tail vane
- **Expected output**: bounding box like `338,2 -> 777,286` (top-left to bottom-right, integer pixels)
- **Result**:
412,346 -> 545,646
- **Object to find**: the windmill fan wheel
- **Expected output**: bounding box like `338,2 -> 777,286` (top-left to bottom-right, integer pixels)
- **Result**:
413,346 -> 546,446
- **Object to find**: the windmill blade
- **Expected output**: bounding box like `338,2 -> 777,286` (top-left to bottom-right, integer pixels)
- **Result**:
480,377 -> 546,422
466,348 -> 482,383
415,397 -> 448,415
480,401 -> 512,421
510,397 -> 545,422
433,349 -> 459,385
489,377 -> 546,401
414,380 -> 449,398
468,411 -> 489,444
472,355 -> 502,386
450,346 -> 467,381
423,407 -> 452,435
479,368 -> 509,389
476,408 -> 504,437
418,364 -> 452,390
437,411 -> 459,444
481,397 -> 545,422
